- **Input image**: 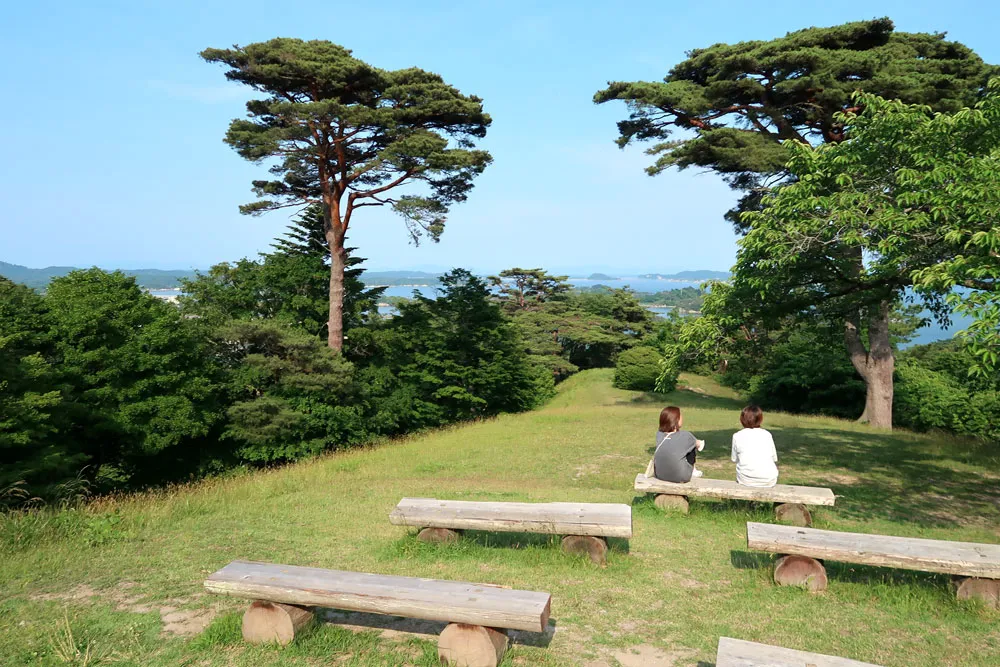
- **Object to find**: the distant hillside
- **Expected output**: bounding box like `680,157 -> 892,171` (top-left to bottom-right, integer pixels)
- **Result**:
0,261 -> 196,290
586,272 -> 618,281
639,270 -> 730,281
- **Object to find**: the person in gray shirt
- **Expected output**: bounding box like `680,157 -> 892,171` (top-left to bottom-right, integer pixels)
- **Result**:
653,406 -> 705,483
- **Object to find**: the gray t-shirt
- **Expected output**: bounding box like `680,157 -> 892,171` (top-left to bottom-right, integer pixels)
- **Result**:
653,430 -> 698,483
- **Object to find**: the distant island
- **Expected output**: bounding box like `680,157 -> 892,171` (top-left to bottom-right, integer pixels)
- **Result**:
363,270 -> 441,286
585,272 -> 618,281
639,270 -> 730,281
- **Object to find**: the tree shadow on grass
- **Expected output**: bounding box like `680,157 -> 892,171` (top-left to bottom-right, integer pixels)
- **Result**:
657,426 -> 1000,530
758,426 -> 1000,528
620,389 -> 744,412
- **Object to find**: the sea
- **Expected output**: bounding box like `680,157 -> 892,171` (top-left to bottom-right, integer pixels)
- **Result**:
150,277 -> 971,349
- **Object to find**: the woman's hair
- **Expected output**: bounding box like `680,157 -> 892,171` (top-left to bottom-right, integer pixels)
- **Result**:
740,405 -> 764,429
659,406 -> 682,433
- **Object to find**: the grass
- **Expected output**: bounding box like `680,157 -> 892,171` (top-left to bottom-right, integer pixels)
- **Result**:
1,369 -> 999,666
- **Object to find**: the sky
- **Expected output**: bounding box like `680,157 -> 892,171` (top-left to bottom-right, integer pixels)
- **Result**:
2,1 -> 1000,275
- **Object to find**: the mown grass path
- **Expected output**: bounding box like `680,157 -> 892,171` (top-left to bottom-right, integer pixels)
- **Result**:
2,370 -> 999,665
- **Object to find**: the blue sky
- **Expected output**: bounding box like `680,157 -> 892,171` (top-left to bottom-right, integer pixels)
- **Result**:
2,1 -> 999,274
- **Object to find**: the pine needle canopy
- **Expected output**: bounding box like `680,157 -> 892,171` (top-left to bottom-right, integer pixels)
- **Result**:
595,18 -> 996,180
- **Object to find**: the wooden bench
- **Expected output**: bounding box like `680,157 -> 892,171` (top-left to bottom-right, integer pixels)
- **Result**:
635,461 -> 835,526
204,560 -> 551,666
746,522 -> 1000,606
389,497 -> 632,564
717,637 -> 882,666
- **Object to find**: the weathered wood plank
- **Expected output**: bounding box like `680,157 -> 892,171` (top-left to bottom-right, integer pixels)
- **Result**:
747,523 -> 1000,579
389,498 -> 632,538
635,474 -> 835,506
204,561 -> 551,633
717,637 -> 882,666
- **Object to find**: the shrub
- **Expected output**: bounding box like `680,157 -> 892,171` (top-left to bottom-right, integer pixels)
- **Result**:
893,362 -> 969,433
745,327 -> 866,419
614,347 -> 662,391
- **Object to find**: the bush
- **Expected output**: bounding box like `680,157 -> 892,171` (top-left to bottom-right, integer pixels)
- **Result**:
894,362 -> 974,434
745,327 -> 866,419
614,347 -> 662,391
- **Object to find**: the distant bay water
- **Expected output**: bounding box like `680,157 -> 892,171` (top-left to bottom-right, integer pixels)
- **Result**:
152,279 -> 970,348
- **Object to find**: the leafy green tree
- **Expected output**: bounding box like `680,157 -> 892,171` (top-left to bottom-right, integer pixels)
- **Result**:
215,320 -> 361,463
180,206 -> 385,345
745,324 -> 867,419
202,39 -> 492,351
489,268 -> 570,312
375,269 -> 550,428
729,87 -> 1000,427
0,279 -> 82,500
505,287 -> 655,378
45,270 -> 222,484
595,18 -> 995,227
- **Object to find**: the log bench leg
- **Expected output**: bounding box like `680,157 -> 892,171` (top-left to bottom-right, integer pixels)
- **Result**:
417,527 -> 462,543
561,535 -> 608,565
774,503 -> 812,527
438,623 -> 509,667
654,494 -> 689,513
242,600 -> 314,645
956,577 -> 1000,608
773,555 -> 827,592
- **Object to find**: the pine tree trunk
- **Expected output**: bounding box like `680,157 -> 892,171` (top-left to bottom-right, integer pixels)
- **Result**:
845,301 -> 894,429
327,235 -> 346,352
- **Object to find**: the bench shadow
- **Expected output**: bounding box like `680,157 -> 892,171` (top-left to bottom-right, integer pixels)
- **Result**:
824,561 -> 954,590
696,662 -> 716,667
320,609 -> 446,637
510,619 -> 557,648
318,609 -> 556,648
730,550 -> 773,570
459,530 -> 558,550
400,530 -> 631,556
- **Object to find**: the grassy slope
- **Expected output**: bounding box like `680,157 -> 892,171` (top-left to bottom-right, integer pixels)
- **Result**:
2,370 -> 999,666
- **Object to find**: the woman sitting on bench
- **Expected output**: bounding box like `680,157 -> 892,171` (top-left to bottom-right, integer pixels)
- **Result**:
653,406 -> 704,483
731,405 -> 778,487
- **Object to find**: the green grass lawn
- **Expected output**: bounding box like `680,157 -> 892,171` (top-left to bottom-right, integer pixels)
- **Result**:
2,370 -> 999,666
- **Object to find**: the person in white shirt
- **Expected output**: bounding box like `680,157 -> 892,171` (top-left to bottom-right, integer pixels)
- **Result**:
730,405 -> 778,488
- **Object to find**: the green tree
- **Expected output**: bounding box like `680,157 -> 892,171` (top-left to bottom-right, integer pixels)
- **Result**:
489,268 -> 570,312
376,269 -> 550,427
202,39 -> 492,351
0,279 -> 81,500
729,87 -> 1000,427
216,320 -> 361,463
180,206 -> 385,345
45,270 -> 222,484
595,18 -> 995,227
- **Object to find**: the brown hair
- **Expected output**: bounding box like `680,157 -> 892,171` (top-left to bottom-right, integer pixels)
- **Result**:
659,406 -> 682,433
740,405 -> 764,429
